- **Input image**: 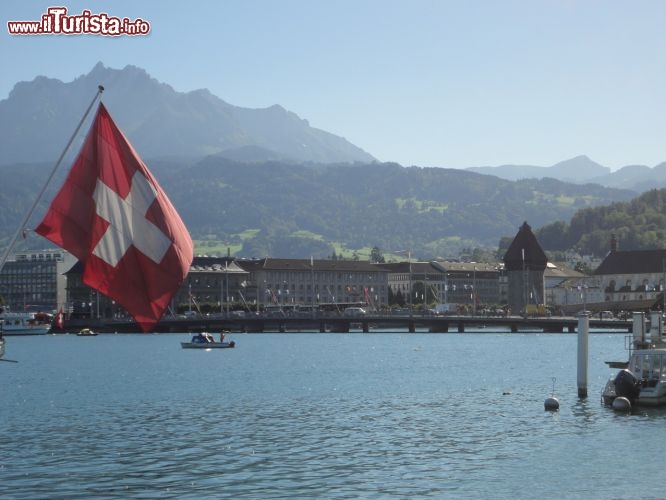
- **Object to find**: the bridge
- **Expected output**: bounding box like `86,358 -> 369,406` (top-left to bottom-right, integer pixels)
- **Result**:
61,314 -> 634,334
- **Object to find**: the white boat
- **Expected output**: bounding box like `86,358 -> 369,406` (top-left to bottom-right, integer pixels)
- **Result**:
602,311 -> 666,408
0,310 -> 52,336
181,332 -> 236,349
76,328 -> 97,336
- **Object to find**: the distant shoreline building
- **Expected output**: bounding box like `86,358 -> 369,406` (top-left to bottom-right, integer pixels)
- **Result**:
23,227 -> 666,322
0,249 -> 75,312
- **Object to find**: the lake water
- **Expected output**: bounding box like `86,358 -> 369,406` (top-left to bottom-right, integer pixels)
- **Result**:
0,330 -> 663,499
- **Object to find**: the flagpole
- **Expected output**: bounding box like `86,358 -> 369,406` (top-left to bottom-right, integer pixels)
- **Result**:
0,85 -> 104,272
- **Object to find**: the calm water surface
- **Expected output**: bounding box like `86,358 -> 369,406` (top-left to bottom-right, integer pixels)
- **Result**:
0,330 -> 663,499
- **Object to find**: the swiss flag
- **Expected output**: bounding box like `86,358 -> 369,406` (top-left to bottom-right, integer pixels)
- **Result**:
55,308 -> 64,330
35,103 -> 193,332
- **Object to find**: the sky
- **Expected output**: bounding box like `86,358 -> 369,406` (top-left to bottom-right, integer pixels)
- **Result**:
2,1 -> 666,170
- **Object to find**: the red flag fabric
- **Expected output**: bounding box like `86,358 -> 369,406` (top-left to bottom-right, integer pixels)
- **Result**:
56,308 -> 64,330
35,103 -> 193,332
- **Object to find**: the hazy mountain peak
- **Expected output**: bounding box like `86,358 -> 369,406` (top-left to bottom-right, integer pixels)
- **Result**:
548,155 -> 610,182
0,63 -> 375,165
467,155 -> 610,184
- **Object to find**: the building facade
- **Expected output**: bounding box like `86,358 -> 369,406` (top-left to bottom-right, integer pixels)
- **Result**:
0,249 -> 76,313
591,248 -> 666,313
379,260 -> 503,311
63,256 -> 390,317
235,258 -> 389,311
172,257 -> 249,315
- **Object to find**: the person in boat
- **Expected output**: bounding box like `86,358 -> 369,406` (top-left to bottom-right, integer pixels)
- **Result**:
220,332 -> 225,343
192,332 -> 213,343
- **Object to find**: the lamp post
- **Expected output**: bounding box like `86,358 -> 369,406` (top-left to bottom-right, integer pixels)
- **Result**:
225,261 -> 229,315
473,266 -> 477,315
407,251 -> 412,318
424,275 -> 428,308
311,256 -> 315,318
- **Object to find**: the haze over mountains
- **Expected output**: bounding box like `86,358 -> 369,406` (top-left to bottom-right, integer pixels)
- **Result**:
0,63 -> 662,259
467,155 -> 666,192
2,63 -> 666,192
0,62 -> 375,165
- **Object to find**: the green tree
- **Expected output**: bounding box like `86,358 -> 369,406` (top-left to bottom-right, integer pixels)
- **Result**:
573,261 -> 592,275
370,246 -> 385,263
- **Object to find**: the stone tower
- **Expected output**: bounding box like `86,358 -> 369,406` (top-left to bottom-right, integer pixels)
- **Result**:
503,221 -> 548,313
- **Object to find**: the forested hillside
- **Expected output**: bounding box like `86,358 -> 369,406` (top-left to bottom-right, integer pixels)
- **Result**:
535,189 -> 666,256
0,157 -> 641,260
160,159 -> 634,259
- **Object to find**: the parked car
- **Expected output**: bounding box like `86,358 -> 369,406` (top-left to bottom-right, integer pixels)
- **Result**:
343,307 -> 367,317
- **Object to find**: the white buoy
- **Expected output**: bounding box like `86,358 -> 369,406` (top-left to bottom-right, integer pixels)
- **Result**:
544,377 -> 560,411
612,396 -> 632,412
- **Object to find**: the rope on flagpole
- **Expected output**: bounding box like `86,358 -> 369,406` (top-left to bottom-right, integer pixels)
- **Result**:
0,85 -> 104,272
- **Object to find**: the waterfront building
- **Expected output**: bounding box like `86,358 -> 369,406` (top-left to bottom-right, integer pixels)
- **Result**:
431,261 -> 503,311
545,235 -> 666,315
235,258 -> 389,311
378,260 -> 503,312
378,261 -> 442,309
592,246 -> 666,313
64,261 -> 114,319
171,256 -> 249,315
65,256 -> 249,318
0,249 -> 76,313
544,263 -> 592,314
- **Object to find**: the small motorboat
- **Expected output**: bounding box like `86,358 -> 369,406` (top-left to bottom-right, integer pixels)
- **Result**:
77,328 -> 98,336
603,312 -> 666,409
181,332 -> 235,349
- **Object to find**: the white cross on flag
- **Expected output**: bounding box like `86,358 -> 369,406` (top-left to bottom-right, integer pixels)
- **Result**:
35,103 -> 193,332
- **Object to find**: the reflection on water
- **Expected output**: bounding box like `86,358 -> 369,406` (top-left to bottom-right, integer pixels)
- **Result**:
0,332 -> 665,498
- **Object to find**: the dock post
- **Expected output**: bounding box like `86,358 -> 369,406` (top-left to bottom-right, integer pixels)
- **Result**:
577,311 -> 589,398
408,320 -> 415,333
633,311 -> 646,346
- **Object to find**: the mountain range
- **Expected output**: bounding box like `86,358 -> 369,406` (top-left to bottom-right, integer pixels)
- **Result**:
0,155 -> 636,260
0,64 -> 660,259
0,62 -> 375,165
467,155 -> 666,192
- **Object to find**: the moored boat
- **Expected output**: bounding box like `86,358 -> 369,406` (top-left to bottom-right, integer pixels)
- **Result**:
0,310 -> 52,336
181,332 -> 236,349
77,328 -> 97,336
602,311 -> 666,409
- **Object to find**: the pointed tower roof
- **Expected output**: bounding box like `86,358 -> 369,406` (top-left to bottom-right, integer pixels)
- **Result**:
503,221 -> 548,271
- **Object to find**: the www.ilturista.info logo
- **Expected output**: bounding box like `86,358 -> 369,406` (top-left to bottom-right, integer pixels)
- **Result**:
7,7 -> 150,36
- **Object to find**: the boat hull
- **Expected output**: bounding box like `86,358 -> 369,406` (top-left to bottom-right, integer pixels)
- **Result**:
181,341 -> 235,349
603,348 -> 666,408
603,380 -> 666,407
1,325 -> 51,336
1,311 -> 52,335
